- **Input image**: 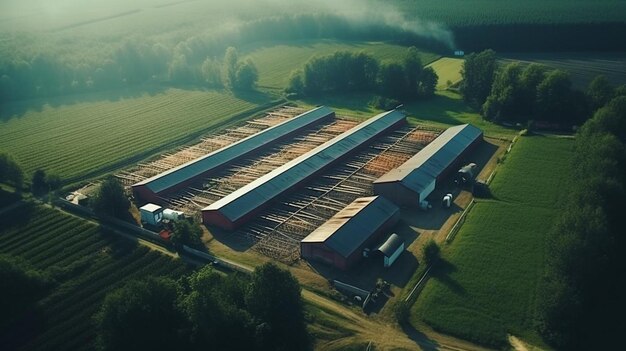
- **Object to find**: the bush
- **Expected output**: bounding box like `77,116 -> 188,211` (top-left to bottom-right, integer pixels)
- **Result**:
369,95 -> 400,110
422,239 -> 440,266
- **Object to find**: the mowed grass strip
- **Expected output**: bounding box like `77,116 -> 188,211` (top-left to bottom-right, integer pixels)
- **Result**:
410,135 -> 574,347
0,88 -> 263,180
246,40 -> 440,91
426,57 -> 464,90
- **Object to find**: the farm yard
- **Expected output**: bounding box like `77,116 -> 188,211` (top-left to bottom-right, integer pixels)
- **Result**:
0,204 -> 189,351
0,89 -> 266,181
410,135 -> 574,347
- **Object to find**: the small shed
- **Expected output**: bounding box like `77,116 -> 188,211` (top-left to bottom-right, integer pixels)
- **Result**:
140,203 -> 163,226
163,209 -> 184,221
376,233 -> 405,268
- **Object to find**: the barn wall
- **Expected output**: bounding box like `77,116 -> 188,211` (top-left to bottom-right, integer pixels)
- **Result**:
202,210 -> 236,231
373,182 -> 419,207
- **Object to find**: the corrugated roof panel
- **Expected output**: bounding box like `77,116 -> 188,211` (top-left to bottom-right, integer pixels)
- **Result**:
204,110 -> 406,223
377,233 -> 404,257
133,106 -> 335,194
301,196 -> 400,257
374,124 -> 482,194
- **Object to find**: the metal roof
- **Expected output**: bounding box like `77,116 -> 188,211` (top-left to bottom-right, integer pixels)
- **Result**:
203,110 -> 406,223
140,203 -> 162,213
301,196 -> 400,258
376,233 -> 404,257
374,124 -> 482,194
133,106 -> 335,194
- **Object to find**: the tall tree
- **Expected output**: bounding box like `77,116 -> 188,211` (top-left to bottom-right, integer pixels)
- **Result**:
246,263 -> 310,351
90,176 -> 130,219
223,47 -> 239,89
461,49 -> 497,109
481,62 -> 523,121
234,59 -> 259,90
31,169 -> 47,196
418,66 -> 438,98
403,46 -> 423,97
586,75 -> 614,111
535,69 -> 574,123
95,277 -> 185,351
171,220 -> 203,248
0,152 -> 24,190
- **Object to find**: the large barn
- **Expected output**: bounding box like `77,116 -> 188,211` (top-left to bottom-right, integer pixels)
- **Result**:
132,106 -> 335,203
300,196 -> 400,270
202,109 -> 407,230
373,124 -> 483,206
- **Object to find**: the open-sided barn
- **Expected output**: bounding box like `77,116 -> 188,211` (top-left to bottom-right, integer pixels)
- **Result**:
300,196 -> 400,270
132,106 -> 335,203
202,109 -> 407,230
373,124 -> 483,206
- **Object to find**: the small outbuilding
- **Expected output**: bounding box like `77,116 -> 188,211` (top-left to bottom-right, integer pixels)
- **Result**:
376,233 -> 405,268
140,203 -> 163,226
300,196 -> 400,270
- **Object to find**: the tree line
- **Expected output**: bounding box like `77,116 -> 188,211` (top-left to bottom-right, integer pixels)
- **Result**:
95,263 -> 310,351
0,44 -> 257,104
537,96 -> 626,350
0,12 -> 452,105
461,49 -> 626,126
287,47 -> 437,105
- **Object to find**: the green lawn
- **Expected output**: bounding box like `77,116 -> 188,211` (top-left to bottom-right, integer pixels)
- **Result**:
245,40 -> 440,92
0,88 -> 270,182
426,57 -> 464,90
410,135 -> 574,347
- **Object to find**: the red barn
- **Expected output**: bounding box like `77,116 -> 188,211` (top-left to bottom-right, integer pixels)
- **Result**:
300,196 -> 400,271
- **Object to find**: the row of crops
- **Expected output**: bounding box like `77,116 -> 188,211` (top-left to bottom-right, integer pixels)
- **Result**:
0,89 -> 263,181
394,0 -> 626,26
0,204 -> 190,351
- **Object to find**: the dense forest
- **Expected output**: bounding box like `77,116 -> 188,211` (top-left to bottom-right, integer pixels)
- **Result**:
538,96 -> 626,350
96,263 -> 309,351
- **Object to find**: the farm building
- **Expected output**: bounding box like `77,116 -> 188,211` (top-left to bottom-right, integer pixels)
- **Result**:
373,124 -> 483,206
132,106 -> 335,203
202,109 -> 407,230
376,233 -> 405,268
300,196 -> 401,270
140,203 -> 163,226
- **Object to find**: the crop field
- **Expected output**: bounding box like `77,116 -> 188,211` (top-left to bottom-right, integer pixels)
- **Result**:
410,135 -> 574,347
0,88 -> 266,182
393,0 -> 626,26
0,204 -> 188,351
426,57 -> 463,90
500,52 -> 626,89
246,40 -> 440,92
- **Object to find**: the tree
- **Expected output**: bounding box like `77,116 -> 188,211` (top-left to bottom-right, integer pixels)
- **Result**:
460,49 -> 497,109
223,47 -> 239,89
31,169 -> 47,196
171,219 -> 202,248
90,176 -> 130,219
481,62 -> 523,121
0,255 -> 50,329
418,66 -> 438,98
378,62 -> 408,99
95,277 -> 185,351
586,75 -> 614,111
200,57 -> 222,87
422,239 -> 440,266
403,46 -> 423,97
234,59 -> 258,90
535,69 -> 574,123
0,152 -> 24,190
286,70 -> 304,95
246,263 -> 310,351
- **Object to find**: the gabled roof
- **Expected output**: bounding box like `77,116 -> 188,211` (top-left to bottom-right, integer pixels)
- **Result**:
374,124 -> 482,194
203,110 -> 406,223
301,196 -> 400,258
376,233 -> 404,257
133,106 -> 335,194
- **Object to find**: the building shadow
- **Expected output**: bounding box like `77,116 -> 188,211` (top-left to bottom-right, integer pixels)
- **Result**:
207,225 -> 256,252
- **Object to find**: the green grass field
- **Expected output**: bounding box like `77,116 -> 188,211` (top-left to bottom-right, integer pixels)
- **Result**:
0,204 -> 188,351
410,135 -> 574,347
426,57 -> 464,90
0,88 -> 268,182
246,40 -> 440,92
